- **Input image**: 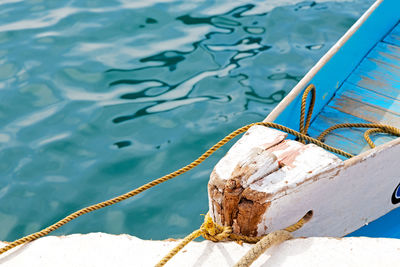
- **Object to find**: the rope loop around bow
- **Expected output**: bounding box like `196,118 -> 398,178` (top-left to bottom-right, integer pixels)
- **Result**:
200,213 -> 232,242
156,211 -> 313,266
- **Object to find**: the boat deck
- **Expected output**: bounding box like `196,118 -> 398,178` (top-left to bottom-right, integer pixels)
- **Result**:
309,21 -> 400,156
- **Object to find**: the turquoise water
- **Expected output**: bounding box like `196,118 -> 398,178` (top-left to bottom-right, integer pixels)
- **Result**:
0,0 -> 381,242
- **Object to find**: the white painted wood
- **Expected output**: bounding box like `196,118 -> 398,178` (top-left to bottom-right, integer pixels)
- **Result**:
208,127 -> 344,236
209,130 -> 400,237
213,125 -> 287,182
1,233 -> 399,267
270,137 -> 400,237
249,143 -> 343,197
208,126 -> 287,226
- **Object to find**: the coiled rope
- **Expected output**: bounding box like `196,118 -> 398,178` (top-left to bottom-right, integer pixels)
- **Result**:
1,84 -> 399,261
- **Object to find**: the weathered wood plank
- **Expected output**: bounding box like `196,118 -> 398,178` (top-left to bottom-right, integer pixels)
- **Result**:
266,0 -> 399,127
307,126 -> 366,158
347,71 -> 400,100
346,39 -> 400,100
347,57 -> 400,100
309,105 -> 397,156
367,42 -> 400,70
337,82 -> 400,114
357,55 -> 400,77
309,33 -> 400,156
384,21 -> 400,47
308,117 -> 367,156
329,94 -> 400,127
308,124 -> 396,158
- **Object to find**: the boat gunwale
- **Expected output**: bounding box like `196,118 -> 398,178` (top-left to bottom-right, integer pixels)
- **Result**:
264,0 -> 400,164
343,134 -> 400,167
264,0 -> 383,124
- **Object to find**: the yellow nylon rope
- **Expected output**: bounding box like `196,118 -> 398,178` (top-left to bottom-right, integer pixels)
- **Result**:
299,84 -> 316,143
317,123 -> 400,146
233,230 -> 293,267
364,128 -> 393,148
155,229 -> 203,267
233,210 -> 313,267
156,211 -> 313,266
1,84 -> 399,258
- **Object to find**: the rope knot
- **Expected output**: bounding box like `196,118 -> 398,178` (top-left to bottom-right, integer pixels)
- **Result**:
200,213 -> 232,242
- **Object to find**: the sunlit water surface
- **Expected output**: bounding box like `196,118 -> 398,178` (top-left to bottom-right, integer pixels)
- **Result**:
3,0 -> 395,242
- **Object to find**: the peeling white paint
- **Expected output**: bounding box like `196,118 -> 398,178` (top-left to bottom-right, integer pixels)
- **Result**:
263,138 -> 400,237
214,126 -> 286,181
208,125 -> 400,238
250,144 -> 343,196
239,148 -> 279,188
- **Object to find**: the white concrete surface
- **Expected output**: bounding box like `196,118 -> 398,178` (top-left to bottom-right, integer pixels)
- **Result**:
1,233 -> 399,267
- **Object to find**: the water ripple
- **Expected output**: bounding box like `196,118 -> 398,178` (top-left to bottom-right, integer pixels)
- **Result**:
0,0 -> 375,242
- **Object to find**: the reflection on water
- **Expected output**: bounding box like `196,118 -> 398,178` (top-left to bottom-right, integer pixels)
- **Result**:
107,4 -> 287,124
104,2 -> 340,125
0,0 -> 375,241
